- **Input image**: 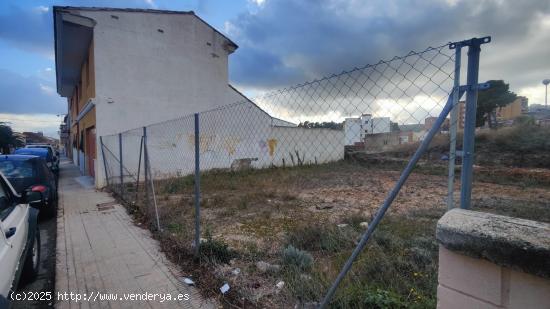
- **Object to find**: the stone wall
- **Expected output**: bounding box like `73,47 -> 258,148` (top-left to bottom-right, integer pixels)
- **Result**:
436,209 -> 550,308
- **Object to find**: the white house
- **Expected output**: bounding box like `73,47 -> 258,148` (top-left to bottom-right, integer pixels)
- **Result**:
344,114 -> 391,145
344,118 -> 362,145
54,6 -> 345,187
54,7 -> 250,187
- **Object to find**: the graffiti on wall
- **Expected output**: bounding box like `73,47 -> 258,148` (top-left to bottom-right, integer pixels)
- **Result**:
223,136 -> 241,156
187,134 -> 215,153
267,139 -> 277,157
155,132 -> 186,149
259,138 -> 278,158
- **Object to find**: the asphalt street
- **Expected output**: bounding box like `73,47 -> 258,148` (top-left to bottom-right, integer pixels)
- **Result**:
12,213 -> 57,308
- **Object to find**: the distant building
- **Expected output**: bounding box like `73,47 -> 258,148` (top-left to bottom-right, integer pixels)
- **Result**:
364,132 -> 400,152
496,96 -> 528,121
362,115 -> 392,136
457,96 -> 528,128
424,117 -> 450,132
344,118 -> 362,146
526,104 -> 550,126
59,115 -> 69,155
22,132 -> 51,144
398,123 -> 426,143
519,96 -> 529,114
344,114 -> 391,145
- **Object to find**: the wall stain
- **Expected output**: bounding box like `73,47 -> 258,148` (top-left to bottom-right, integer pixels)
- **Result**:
187,134 -> 215,153
267,139 -> 278,157
223,137 -> 241,155
258,140 -> 268,155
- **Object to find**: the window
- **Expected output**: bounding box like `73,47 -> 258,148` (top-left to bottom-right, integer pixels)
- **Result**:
75,87 -> 80,113
85,60 -> 90,90
40,161 -> 52,179
0,180 -> 12,220
0,161 -> 34,178
78,83 -> 82,105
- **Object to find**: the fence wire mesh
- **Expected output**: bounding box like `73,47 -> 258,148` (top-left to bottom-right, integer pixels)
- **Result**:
101,42 -> 463,307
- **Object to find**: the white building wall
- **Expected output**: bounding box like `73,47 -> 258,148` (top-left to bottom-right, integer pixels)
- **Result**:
371,117 -> 391,134
75,10 -> 239,187
86,10 -> 233,137
344,118 -> 362,145
81,10 -> 344,187
266,127 -> 344,166
360,114 -> 372,139
114,99 -> 345,181
346,115 -> 391,145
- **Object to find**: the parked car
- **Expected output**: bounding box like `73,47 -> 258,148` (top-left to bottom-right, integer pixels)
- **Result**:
25,144 -> 59,169
13,148 -> 58,179
0,155 -> 58,218
0,171 -> 41,301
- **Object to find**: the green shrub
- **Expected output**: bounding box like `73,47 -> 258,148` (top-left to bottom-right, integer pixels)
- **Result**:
481,123 -> 550,153
200,230 -> 236,264
361,288 -> 405,308
287,224 -> 356,252
161,175 -> 194,194
514,115 -> 535,126
282,245 -> 313,271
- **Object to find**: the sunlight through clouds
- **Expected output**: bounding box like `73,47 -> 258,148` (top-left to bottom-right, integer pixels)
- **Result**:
0,113 -> 62,138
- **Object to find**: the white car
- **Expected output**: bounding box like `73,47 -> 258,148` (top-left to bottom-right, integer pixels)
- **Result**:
0,171 -> 41,301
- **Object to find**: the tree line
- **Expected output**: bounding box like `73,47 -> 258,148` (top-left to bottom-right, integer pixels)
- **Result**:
0,123 -> 24,154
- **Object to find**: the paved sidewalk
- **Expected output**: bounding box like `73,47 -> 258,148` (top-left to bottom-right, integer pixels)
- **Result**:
55,160 -> 214,308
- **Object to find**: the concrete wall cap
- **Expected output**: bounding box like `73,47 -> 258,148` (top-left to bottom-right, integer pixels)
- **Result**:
436,209 -> 550,279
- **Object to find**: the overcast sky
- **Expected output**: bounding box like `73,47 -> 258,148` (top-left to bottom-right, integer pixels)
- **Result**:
0,0 -> 549,137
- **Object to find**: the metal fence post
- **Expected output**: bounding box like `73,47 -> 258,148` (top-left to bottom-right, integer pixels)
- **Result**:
143,127 -> 150,214
99,136 -> 110,188
119,133 -> 123,199
447,46 -> 462,210
319,87 -> 465,308
460,38 -> 487,210
135,136 -> 144,203
142,127 -> 161,231
194,113 -> 201,258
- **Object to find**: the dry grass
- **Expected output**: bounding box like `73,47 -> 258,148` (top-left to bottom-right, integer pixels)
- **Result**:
118,158 -> 550,308
378,122 -> 550,169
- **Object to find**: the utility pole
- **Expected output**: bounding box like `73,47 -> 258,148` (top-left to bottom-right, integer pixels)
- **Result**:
543,79 -> 550,108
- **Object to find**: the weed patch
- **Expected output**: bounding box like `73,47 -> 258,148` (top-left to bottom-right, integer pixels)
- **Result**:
287,224 -> 357,253
282,245 -> 313,271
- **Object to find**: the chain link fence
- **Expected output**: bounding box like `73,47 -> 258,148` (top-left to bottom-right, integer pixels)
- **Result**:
99,39 -> 490,307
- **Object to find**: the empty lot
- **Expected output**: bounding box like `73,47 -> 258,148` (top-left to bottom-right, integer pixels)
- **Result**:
119,159 -> 550,308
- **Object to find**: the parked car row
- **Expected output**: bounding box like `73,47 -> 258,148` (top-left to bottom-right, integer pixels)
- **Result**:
0,144 -> 60,306
14,144 -> 60,178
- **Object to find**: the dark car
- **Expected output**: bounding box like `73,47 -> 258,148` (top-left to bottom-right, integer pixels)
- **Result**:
13,148 -> 58,179
0,155 -> 58,218
25,144 -> 60,170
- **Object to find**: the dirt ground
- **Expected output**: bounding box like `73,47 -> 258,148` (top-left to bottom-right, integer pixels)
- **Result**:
129,159 -> 550,308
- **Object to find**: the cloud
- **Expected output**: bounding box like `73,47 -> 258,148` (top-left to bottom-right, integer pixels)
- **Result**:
249,0 -> 266,7
144,0 -> 158,9
0,113 -> 61,138
0,1 -> 160,58
35,6 -> 50,13
227,0 -> 550,104
0,4 -> 54,57
0,69 -> 66,115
